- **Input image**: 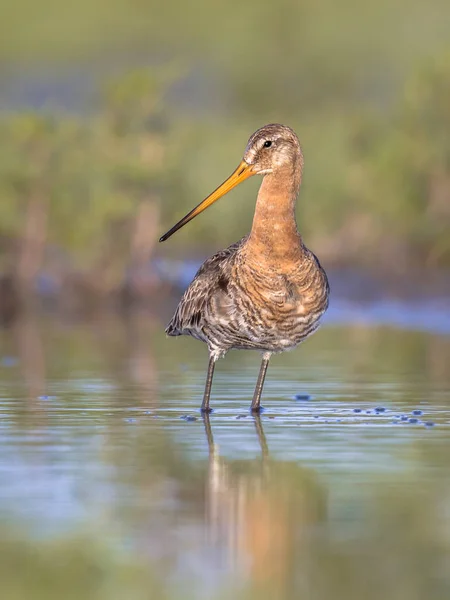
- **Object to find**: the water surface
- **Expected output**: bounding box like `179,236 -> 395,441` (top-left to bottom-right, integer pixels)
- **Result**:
0,305 -> 449,600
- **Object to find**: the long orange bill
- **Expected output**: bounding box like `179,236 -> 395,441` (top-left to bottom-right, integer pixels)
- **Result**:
159,160 -> 255,242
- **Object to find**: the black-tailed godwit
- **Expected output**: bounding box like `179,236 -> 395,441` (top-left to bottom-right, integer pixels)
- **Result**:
160,124 -> 329,413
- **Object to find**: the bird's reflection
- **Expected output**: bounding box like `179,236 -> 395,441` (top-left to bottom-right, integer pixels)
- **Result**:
202,414 -> 326,594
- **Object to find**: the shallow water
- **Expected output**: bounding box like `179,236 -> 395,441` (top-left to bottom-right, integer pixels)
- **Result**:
0,304 -> 449,600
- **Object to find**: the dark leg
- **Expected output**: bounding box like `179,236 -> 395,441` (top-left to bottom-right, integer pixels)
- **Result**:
201,355 -> 216,413
203,412 -> 214,451
253,414 -> 269,458
251,352 -> 271,413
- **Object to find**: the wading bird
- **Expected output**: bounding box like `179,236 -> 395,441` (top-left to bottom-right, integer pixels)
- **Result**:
160,124 -> 329,413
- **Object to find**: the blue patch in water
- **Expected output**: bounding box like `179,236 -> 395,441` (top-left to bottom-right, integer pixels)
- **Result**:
181,415 -> 197,422
294,394 -> 312,401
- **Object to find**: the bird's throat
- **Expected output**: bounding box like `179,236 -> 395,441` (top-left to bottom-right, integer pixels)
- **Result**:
246,167 -> 303,264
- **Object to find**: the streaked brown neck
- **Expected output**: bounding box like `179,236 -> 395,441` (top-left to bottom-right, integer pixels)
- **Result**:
246,163 -> 303,265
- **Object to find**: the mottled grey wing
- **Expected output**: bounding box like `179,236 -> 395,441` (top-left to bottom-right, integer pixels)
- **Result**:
165,238 -> 244,336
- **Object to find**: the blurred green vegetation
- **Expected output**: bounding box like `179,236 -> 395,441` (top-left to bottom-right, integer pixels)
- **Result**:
0,69 -> 185,301
0,0 -> 450,305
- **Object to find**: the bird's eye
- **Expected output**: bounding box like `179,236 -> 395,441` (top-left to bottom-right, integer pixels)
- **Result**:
263,140 -> 272,148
